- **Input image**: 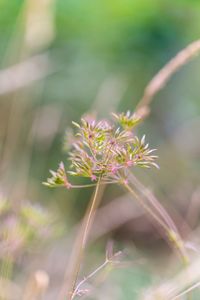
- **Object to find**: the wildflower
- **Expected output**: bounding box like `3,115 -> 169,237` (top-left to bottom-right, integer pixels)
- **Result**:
43,111 -> 158,187
43,111 -> 159,300
43,162 -> 72,189
112,110 -> 141,130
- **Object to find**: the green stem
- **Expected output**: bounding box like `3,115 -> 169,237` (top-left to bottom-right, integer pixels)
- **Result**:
123,180 -> 192,300
128,172 -> 178,234
61,176 -> 103,300
70,180 -> 118,189
81,176 -> 102,249
121,181 -> 189,267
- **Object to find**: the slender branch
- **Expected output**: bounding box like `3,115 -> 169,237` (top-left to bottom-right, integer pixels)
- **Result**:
81,176 -> 102,249
58,176 -> 104,300
172,281 -> 200,300
72,261 -> 108,299
124,180 -> 191,300
128,172 -> 178,234
128,173 -> 189,266
122,180 -> 169,232
70,181 -> 118,189
71,251 -> 121,299
121,180 -> 189,267
135,39 -> 200,118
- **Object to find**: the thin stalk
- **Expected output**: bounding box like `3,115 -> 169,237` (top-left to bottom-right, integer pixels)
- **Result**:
129,173 -> 189,266
122,181 -> 169,232
72,251 -> 121,299
72,260 -> 108,299
69,181 -> 118,189
121,181 -> 189,267
128,172 -> 178,234
58,176 -> 103,300
81,176 -> 102,249
135,39 -> 200,117
172,281 -> 200,300
123,181 -> 191,300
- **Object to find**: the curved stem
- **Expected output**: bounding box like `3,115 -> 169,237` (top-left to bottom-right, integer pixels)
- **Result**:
81,176 -> 102,249
72,260 -> 109,299
128,172 -> 178,234
121,181 -> 189,267
72,251 -> 121,299
70,180 -> 118,189
135,39 -> 200,117
122,181 -> 169,232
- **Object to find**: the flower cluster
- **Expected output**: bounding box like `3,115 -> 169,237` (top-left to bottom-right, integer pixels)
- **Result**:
43,162 -> 72,189
112,110 -> 142,130
44,111 -> 158,188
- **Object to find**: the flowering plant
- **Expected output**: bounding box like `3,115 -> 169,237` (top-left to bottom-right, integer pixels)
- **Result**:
44,110 -> 160,299
44,111 -> 190,300
44,111 -> 158,189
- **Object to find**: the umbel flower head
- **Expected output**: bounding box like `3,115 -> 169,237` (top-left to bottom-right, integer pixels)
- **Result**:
43,111 -> 158,188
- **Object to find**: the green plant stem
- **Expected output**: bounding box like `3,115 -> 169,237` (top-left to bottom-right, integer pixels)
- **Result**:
60,176 -> 103,300
121,181 -> 189,267
122,181 -> 169,230
128,173 -> 190,265
69,181 -> 118,189
122,180 -> 192,299
81,176 -> 103,249
128,172 -> 178,234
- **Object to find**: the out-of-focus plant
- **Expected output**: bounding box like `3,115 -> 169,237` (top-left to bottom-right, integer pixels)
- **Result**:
0,194 -> 55,289
44,110 -> 189,300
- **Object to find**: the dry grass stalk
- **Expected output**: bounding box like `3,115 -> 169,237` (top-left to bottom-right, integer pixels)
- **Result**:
136,39 -> 200,117
58,180 -> 105,300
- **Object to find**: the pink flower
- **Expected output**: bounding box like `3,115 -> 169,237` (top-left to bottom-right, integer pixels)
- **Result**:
126,160 -> 133,167
123,179 -> 129,185
111,166 -> 118,174
91,174 -> 97,181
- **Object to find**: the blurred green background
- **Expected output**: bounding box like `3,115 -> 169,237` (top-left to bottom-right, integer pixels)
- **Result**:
0,0 -> 200,299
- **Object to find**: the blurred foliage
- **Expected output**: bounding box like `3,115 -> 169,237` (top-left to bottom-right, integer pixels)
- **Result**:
0,0 -> 200,299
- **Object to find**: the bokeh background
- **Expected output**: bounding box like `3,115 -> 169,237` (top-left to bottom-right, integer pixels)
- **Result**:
0,0 -> 200,299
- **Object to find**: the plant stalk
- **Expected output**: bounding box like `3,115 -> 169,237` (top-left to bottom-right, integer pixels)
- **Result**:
59,176 -> 103,300
121,180 -> 189,267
